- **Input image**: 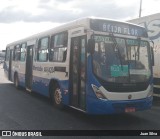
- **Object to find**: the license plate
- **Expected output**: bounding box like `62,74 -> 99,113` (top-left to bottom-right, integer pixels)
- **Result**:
125,107 -> 135,113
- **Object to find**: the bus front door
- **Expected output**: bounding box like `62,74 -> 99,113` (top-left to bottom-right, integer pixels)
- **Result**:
70,36 -> 86,110
25,45 -> 33,91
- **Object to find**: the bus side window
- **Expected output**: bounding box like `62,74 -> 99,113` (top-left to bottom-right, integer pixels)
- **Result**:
14,44 -> 21,61
37,37 -> 49,62
5,48 -> 10,61
20,43 -> 26,62
49,31 -> 68,62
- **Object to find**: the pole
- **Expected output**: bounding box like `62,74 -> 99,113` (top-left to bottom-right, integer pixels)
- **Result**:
139,0 -> 142,17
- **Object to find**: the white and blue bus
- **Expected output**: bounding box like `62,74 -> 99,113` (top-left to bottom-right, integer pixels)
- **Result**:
4,17 -> 154,114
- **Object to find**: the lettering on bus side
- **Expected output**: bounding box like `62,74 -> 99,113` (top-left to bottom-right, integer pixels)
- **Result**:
33,66 -> 66,73
44,67 -> 55,73
33,66 -> 55,73
33,65 -> 43,71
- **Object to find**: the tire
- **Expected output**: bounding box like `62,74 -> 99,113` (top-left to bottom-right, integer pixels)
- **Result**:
14,74 -> 19,89
51,84 -> 63,109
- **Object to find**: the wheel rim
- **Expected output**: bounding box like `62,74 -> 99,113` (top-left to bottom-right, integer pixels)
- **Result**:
54,88 -> 62,105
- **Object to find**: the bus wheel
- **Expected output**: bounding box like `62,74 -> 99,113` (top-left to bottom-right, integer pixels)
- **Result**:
14,74 -> 19,89
52,85 -> 63,109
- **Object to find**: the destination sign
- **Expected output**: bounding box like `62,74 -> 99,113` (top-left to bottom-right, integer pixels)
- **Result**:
90,19 -> 148,38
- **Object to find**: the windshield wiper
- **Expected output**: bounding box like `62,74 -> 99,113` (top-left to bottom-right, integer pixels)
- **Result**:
109,33 -> 123,70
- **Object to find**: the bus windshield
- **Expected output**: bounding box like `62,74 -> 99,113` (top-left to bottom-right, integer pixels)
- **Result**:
92,35 -> 151,83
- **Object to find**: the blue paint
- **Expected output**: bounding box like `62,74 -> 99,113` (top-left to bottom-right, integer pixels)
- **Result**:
58,80 -> 69,105
86,96 -> 153,115
86,55 -> 153,114
18,73 -> 26,87
32,76 -> 50,97
32,76 -> 70,105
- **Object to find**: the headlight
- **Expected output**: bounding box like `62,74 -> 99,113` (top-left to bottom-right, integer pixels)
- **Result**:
91,84 -> 107,99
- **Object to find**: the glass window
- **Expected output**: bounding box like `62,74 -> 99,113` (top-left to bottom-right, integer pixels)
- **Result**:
40,38 -> 48,49
20,43 -> 26,62
92,35 -> 151,83
14,45 -> 21,61
37,37 -> 49,62
49,32 -> 68,62
5,48 -> 10,61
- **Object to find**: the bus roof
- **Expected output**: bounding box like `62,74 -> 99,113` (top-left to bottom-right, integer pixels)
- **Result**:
6,17 -> 146,47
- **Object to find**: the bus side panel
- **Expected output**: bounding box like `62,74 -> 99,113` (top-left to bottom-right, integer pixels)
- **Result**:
58,80 -> 69,105
32,58 -> 70,104
10,68 -> 16,82
32,76 -> 70,105
18,72 -> 26,87
12,60 -> 26,88
32,76 -> 50,97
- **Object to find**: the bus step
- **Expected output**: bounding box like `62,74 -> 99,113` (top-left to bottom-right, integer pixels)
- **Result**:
154,85 -> 160,89
26,88 -> 32,92
153,93 -> 160,97
69,106 -> 86,113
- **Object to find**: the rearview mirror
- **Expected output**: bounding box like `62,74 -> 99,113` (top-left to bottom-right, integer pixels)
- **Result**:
88,39 -> 95,54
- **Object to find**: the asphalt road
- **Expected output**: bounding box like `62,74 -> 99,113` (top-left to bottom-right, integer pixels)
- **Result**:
0,64 -> 160,138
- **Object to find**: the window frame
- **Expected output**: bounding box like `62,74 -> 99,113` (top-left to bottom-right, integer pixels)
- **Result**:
37,36 -> 50,62
14,44 -> 21,61
5,47 -> 10,61
49,31 -> 68,62
20,43 -> 27,62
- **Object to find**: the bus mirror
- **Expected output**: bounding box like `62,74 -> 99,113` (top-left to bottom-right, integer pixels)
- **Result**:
150,40 -> 154,48
88,39 -> 95,54
151,47 -> 154,66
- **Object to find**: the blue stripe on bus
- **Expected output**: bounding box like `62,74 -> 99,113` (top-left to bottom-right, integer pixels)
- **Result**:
32,76 -> 50,97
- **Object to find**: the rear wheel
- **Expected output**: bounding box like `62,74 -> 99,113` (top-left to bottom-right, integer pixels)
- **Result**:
14,74 -> 19,89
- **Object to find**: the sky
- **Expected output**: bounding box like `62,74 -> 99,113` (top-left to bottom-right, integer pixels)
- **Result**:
0,0 -> 160,50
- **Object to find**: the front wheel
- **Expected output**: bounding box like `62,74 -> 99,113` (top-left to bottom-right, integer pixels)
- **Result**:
51,85 -> 63,109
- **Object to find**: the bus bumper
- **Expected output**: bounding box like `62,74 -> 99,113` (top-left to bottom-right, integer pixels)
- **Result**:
86,96 -> 153,115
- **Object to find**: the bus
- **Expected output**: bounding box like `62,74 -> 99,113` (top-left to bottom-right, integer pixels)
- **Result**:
4,17 -> 154,114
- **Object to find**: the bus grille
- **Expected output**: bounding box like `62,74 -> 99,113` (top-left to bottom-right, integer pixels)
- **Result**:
102,82 -> 149,92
